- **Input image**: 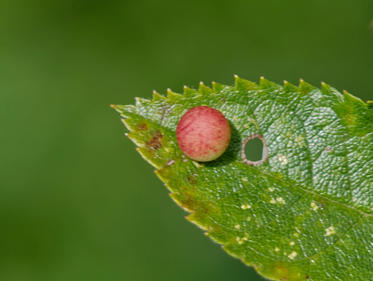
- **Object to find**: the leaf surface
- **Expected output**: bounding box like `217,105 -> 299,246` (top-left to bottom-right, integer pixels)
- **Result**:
112,77 -> 373,281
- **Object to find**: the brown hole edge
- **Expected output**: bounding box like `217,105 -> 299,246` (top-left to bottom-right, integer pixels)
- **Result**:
241,134 -> 269,166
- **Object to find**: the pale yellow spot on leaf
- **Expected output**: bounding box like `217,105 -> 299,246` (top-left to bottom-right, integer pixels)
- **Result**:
236,236 -> 248,245
276,197 -> 286,204
241,204 -> 251,209
278,154 -> 289,165
288,251 -> 297,260
325,226 -> 336,236
296,135 -> 305,146
311,202 -> 319,211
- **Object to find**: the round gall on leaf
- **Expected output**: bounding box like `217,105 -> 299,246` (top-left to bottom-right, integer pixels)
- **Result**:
176,106 -> 231,162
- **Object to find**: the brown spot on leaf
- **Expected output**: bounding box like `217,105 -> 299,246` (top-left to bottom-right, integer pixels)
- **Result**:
146,131 -> 163,150
180,192 -> 196,211
187,174 -> 197,185
137,123 -> 148,131
176,186 -> 218,217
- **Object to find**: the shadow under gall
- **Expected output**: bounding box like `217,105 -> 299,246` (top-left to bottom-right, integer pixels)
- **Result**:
204,121 -> 242,167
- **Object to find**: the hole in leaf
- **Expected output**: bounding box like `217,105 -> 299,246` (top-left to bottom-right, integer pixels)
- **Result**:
244,137 -> 263,161
241,134 -> 268,166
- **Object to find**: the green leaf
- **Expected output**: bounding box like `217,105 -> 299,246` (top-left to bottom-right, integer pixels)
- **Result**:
112,77 -> 373,281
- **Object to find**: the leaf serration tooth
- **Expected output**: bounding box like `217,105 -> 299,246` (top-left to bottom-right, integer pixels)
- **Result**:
169,193 -> 193,212
198,81 -> 213,95
120,118 -> 132,130
182,85 -> 199,96
152,90 -> 166,101
259,77 -> 280,90
167,88 -> 182,100
320,81 -> 331,94
298,78 -> 315,95
135,97 -> 151,106
113,104 -> 136,116
186,213 -> 209,231
211,81 -> 225,92
136,147 -> 163,169
126,132 -> 144,147
282,80 -> 297,92
234,75 -> 258,91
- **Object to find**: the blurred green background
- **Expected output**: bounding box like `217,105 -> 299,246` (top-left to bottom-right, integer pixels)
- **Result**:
0,0 -> 372,280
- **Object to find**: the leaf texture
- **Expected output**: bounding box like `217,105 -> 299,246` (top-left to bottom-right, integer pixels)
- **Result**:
112,77 -> 373,281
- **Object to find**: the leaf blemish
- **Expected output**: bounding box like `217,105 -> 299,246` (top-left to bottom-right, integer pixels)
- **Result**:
181,154 -> 189,162
310,202 -> 319,211
325,226 -> 336,236
236,236 -> 248,245
241,134 -> 269,166
146,131 -> 163,150
277,154 -> 288,165
288,251 -> 297,260
241,204 -> 251,209
137,123 -> 148,131
187,174 -> 197,184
